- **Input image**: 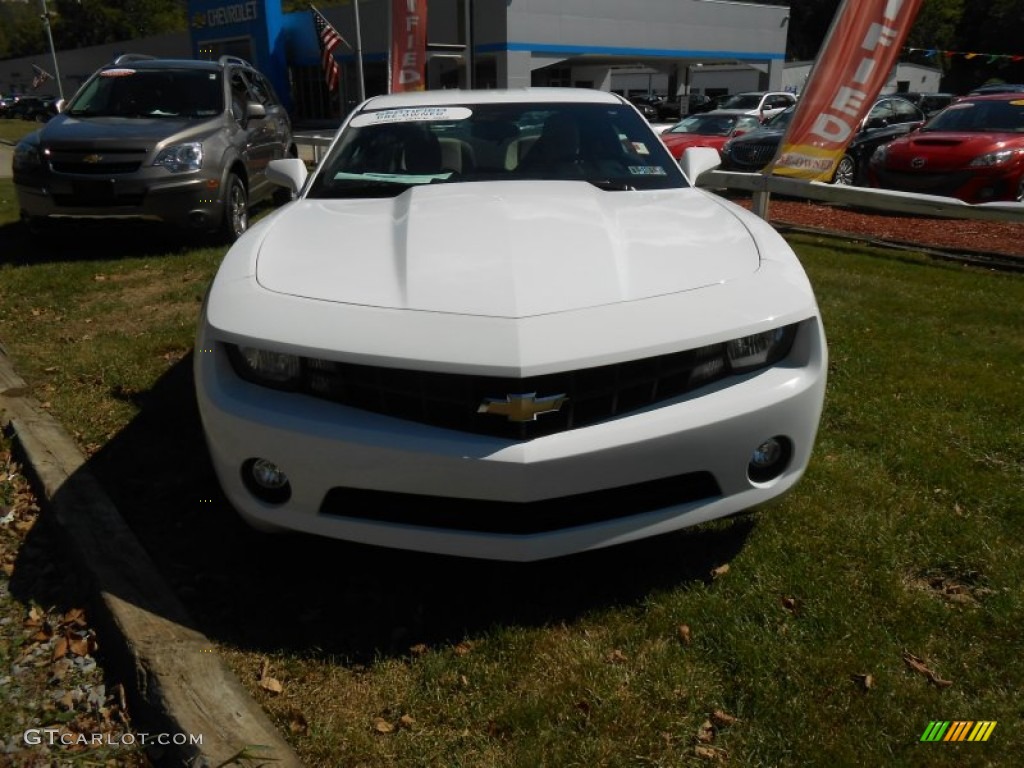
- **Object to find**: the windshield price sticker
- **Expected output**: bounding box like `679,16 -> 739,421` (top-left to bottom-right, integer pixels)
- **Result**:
628,166 -> 667,176
351,107 -> 472,128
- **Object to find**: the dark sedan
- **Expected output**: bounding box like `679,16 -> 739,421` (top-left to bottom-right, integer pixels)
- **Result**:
720,96 -> 926,185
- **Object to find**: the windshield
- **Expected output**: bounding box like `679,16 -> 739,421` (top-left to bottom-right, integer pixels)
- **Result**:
65,68 -> 223,118
666,114 -> 739,136
306,101 -> 687,199
922,99 -> 1024,133
718,94 -> 762,110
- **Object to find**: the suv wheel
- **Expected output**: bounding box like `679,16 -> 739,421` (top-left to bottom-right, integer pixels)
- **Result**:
221,174 -> 248,241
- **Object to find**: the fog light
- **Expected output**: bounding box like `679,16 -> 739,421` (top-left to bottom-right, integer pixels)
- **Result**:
748,437 -> 792,483
242,458 -> 291,504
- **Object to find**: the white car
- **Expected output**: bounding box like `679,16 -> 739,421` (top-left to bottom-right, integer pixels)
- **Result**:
194,88 -> 827,561
714,91 -> 797,122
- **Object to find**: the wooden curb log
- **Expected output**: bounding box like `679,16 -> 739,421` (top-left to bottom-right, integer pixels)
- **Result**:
0,347 -> 303,768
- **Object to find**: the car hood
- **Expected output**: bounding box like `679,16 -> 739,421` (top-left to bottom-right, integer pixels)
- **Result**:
254,181 -> 760,318
39,114 -> 215,147
886,131 -> 1024,168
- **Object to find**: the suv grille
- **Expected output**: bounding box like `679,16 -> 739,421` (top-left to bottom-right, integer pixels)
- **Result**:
227,335 -> 793,441
49,148 -> 146,175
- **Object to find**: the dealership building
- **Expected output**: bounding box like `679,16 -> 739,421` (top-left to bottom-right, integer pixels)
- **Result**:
1,0 -> 790,121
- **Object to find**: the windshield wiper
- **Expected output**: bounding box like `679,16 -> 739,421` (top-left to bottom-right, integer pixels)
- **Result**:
313,178 -> 414,199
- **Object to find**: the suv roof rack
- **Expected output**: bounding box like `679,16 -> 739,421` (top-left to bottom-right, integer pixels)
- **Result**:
111,53 -> 157,66
218,55 -> 254,69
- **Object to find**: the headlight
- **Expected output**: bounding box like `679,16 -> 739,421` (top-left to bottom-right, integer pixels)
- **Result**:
227,345 -> 302,388
153,142 -> 203,173
13,141 -> 44,170
969,149 -> 1021,168
726,326 -> 797,372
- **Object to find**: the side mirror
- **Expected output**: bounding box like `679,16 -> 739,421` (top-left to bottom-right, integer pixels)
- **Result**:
680,146 -> 721,182
267,158 -> 308,195
246,102 -> 267,120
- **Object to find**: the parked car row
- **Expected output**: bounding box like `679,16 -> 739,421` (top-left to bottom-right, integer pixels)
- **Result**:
0,95 -> 59,121
662,90 -> 1024,203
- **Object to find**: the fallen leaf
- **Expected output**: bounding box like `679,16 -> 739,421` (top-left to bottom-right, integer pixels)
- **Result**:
454,641 -> 474,656
710,564 -> 730,579
902,652 -> 952,688
398,714 -> 416,729
258,676 -> 284,694
606,649 -> 628,664
781,596 -> 799,614
53,636 -> 69,660
711,709 -> 738,727
373,717 -> 395,734
288,709 -> 309,735
678,624 -> 692,645
62,608 -> 87,627
694,744 -> 727,761
696,719 -> 716,743
851,673 -> 874,691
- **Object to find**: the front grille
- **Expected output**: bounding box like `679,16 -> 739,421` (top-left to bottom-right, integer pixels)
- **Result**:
319,471 -> 722,534
727,142 -> 777,170
48,147 -> 147,175
52,179 -> 144,207
876,170 -> 974,197
52,160 -> 142,174
229,339 -> 762,441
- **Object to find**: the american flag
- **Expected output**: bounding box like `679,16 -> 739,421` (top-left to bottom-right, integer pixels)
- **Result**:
311,6 -> 347,92
31,64 -> 53,90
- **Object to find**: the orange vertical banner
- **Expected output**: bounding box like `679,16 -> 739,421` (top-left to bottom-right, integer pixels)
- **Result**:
391,0 -> 428,92
769,0 -> 924,181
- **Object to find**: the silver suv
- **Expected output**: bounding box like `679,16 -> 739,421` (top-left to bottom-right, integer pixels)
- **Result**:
13,54 -> 295,241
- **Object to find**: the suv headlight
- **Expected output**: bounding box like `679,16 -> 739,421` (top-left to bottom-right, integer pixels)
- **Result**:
13,141 -> 44,170
153,142 -> 203,173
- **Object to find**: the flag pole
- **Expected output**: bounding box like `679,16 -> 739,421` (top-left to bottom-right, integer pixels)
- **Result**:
38,0 -> 64,101
354,0 -> 366,101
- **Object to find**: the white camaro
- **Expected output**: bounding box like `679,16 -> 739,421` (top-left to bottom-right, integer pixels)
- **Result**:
194,88 -> 827,561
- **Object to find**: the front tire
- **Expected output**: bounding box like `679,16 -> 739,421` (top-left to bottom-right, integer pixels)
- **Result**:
220,173 -> 248,242
832,154 -> 855,186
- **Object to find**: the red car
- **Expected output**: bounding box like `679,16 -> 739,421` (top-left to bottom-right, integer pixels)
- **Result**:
868,93 -> 1024,203
659,111 -> 762,159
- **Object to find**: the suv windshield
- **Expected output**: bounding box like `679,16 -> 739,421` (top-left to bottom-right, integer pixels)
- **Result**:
307,101 -> 687,199
65,68 -> 223,118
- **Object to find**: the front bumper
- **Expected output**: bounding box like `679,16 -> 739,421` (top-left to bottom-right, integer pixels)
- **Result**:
14,168 -> 226,229
195,317 -> 827,561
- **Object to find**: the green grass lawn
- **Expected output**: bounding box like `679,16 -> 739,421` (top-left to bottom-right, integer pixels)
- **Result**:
0,118 -> 41,144
0,178 -> 1021,767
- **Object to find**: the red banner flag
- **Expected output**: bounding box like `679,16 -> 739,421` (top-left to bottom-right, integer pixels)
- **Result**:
312,5 -> 348,92
391,0 -> 428,92
769,0 -> 924,181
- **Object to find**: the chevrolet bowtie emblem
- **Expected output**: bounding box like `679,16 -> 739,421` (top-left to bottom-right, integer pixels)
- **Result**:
82,154 -> 102,164
478,392 -> 568,422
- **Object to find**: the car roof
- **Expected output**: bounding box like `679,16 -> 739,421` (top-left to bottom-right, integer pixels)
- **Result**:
100,56 -> 256,73
359,88 -> 626,110
957,92 -> 1024,102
